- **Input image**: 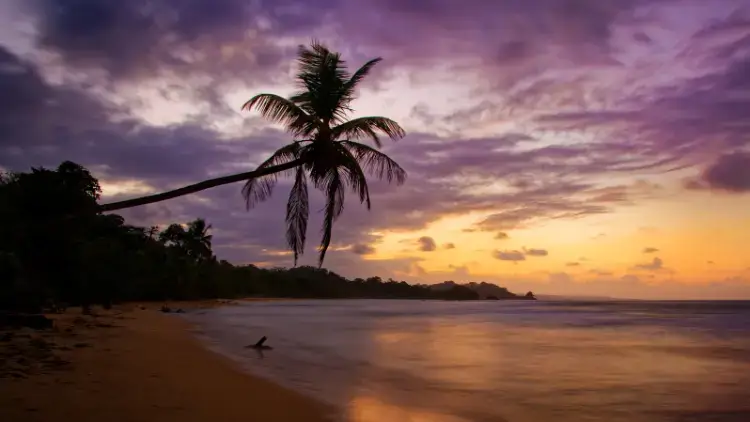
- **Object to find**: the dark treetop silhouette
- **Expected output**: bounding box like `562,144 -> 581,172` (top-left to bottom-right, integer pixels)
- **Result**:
100,42 -> 407,266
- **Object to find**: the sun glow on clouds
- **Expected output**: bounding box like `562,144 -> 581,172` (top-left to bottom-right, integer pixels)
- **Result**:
99,179 -> 156,199
368,189 -> 750,287
119,61 -> 489,138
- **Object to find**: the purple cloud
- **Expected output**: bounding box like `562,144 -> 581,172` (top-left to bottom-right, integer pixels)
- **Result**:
634,257 -> 664,272
27,0 -> 649,90
417,236 -> 437,252
492,250 -> 526,262
30,0 -> 300,84
494,232 -> 509,240
689,152 -> 750,193
325,0 -> 660,77
523,248 -> 549,257
351,243 -> 376,255
643,247 -> 659,254
537,51 -> 750,181
0,47 -> 286,185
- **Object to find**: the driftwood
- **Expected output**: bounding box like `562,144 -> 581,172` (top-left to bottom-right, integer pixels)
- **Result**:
246,336 -> 273,350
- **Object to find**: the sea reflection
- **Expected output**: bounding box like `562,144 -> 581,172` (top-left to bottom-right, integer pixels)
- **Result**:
346,395 -> 470,422
348,315 -> 750,422
189,300 -> 750,422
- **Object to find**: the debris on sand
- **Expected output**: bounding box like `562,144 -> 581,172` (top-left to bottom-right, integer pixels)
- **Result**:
246,336 -> 273,350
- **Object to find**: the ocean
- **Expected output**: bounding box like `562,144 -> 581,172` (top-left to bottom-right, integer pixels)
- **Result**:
183,300 -> 750,422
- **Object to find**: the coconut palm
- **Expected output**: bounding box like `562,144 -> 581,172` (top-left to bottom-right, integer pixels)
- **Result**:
241,42 -> 407,265
100,42 -> 407,266
159,218 -> 213,262
184,218 -> 213,261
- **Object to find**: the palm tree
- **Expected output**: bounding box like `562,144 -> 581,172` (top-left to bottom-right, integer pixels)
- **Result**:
100,42 -> 407,266
185,218 -> 213,261
158,218 -> 213,262
240,42 -> 407,265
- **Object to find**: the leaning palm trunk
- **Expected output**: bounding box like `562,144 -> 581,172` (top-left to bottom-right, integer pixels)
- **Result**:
98,158 -> 306,212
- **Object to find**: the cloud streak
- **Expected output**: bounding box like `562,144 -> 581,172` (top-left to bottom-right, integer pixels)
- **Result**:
633,257 -> 665,272
523,248 -> 549,257
351,243 -> 376,255
493,250 -> 526,262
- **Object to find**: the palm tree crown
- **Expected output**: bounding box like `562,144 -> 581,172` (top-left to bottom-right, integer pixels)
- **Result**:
159,218 -> 213,262
241,42 -> 407,266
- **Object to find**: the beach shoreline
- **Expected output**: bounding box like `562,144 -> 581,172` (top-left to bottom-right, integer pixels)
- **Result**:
0,302 -> 334,422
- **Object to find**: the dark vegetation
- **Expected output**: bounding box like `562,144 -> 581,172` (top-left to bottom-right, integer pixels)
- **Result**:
432,281 -> 535,300
0,161 -> 533,313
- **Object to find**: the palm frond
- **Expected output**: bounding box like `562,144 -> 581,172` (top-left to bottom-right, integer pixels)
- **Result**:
242,143 -> 301,209
328,56 -> 382,123
339,57 -> 382,105
346,58 -> 382,89
286,166 -> 309,266
293,41 -> 352,124
318,169 -> 345,267
296,41 -> 348,83
242,94 -> 317,137
332,117 -> 405,148
296,41 -> 329,76
188,218 -> 207,233
341,141 -> 407,185
334,143 -> 371,209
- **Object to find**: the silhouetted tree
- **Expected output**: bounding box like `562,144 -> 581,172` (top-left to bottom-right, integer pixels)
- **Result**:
241,42 -> 407,265
0,161 -> 101,311
185,219 -> 213,262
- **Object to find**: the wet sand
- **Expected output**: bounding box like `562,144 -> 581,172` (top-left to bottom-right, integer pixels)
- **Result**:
0,303 -> 333,422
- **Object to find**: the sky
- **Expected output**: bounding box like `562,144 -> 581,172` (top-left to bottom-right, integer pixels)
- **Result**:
0,0 -> 749,299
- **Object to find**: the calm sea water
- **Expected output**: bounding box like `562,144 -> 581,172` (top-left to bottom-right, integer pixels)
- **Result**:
183,300 -> 750,422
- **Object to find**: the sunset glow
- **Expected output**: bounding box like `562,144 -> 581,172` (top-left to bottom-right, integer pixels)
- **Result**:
1,0 -> 748,298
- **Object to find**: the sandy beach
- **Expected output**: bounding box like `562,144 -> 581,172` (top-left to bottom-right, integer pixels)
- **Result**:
0,303 -> 333,422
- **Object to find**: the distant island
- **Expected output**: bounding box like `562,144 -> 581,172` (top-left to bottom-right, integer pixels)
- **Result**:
429,281 -> 536,300
535,294 -> 617,301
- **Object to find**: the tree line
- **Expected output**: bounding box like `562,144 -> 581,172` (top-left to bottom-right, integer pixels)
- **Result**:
0,161 -> 483,312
